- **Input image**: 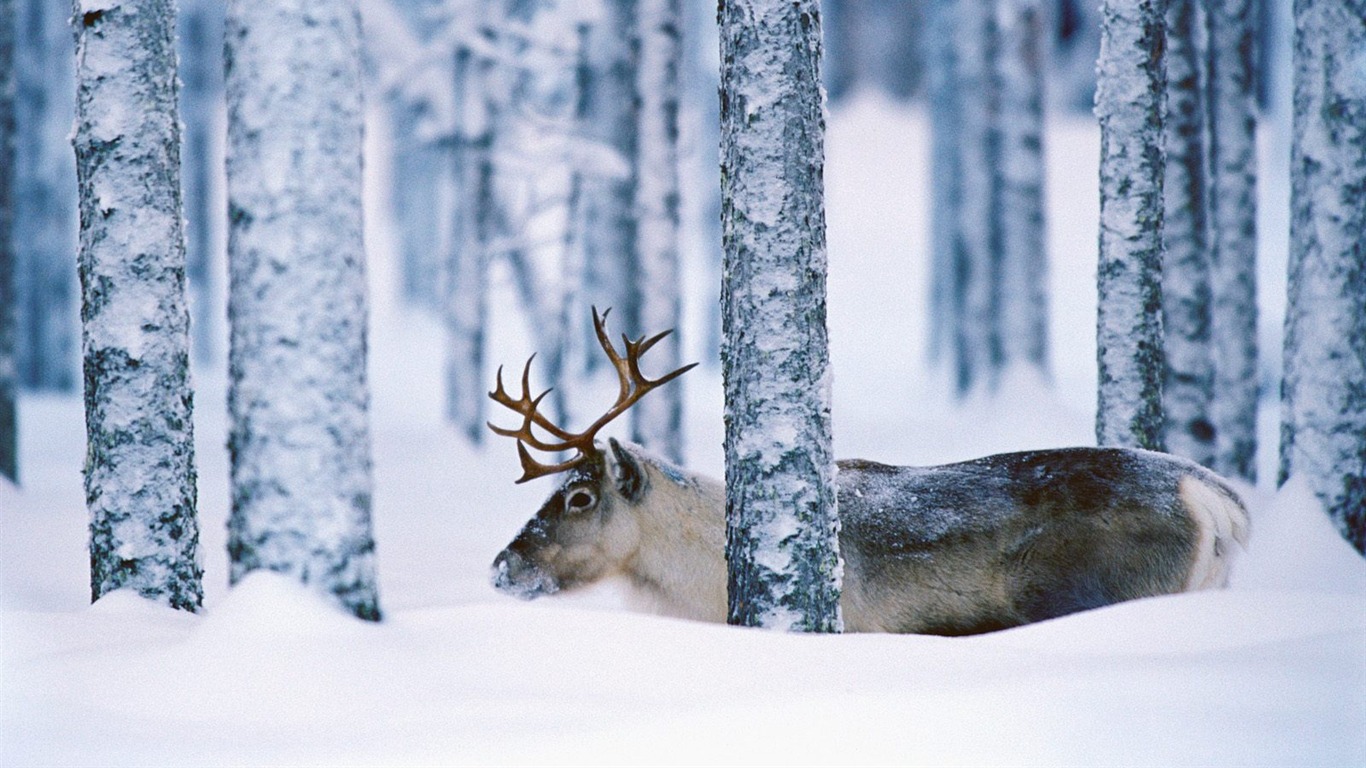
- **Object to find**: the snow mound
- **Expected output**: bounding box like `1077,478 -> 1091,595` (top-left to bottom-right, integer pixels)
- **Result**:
1232,476 -> 1366,594
194,570 -> 377,643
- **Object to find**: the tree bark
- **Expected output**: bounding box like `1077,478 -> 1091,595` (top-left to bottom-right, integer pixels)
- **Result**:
1205,0 -> 1258,482
443,44 -> 490,444
994,0 -> 1049,375
581,0 -> 640,361
1094,0 -> 1167,451
72,0 -> 202,611
15,0 -> 77,393
926,0 -> 960,370
630,0 -> 685,463
224,0 -> 382,619
1282,0 -> 1366,555
0,0 -> 17,482
720,0 -> 841,632
952,0 -> 1001,394
1161,0 -> 1214,465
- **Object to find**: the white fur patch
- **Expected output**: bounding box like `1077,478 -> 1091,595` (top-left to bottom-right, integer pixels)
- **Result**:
1180,476 -> 1251,591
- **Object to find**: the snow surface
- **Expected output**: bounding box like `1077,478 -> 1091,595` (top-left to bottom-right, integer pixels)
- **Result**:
3,94 -> 1365,766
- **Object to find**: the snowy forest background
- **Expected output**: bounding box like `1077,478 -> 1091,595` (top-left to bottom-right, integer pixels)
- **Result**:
2,0 -> 1365,765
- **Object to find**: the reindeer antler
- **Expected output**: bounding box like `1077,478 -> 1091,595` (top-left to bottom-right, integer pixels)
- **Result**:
488,307 -> 698,483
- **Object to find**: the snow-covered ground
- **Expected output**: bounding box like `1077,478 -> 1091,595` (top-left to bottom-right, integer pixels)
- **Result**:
3,95 -> 1364,767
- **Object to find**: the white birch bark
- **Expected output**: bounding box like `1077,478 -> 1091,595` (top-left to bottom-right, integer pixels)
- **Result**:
994,0 -> 1049,374
178,0 -> 221,365
15,0 -> 77,393
926,0 -> 960,368
1095,0 -> 1167,451
1282,0 -> 1366,555
0,0 -> 16,481
443,44 -> 489,443
1204,0 -> 1258,482
224,0 -> 382,619
1161,0 -> 1215,465
953,0 -> 1001,394
581,0 -> 639,357
720,0 -> 841,632
630,0 -> 685,463
72,0 -> 202,611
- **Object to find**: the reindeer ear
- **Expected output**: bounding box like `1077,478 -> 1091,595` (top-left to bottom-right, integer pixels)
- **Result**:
607,438 -> 646,503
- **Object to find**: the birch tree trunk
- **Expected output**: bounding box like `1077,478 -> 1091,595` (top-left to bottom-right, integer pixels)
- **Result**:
1205,0 -> 1258,482
443,44 -> 490,444
1282,0 -> 1366,555
953,0 -> 1001,394
630,0 -> 684,463
581,0 -> 639,359
926,0 -> 961,368
1160,0 -> 1214,465
720,0 -> 841,633
0,0 -> 16,483
994,0 -> 1049,375
224,0 -> 382,619
1094,0 -> 1167,451
15,0 -> 77,393
72,0 -> 202,611
178,0 -> 222,365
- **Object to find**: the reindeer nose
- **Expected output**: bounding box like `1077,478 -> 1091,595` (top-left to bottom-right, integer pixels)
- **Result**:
491,549 -> 524,590
491,548 -> 559,599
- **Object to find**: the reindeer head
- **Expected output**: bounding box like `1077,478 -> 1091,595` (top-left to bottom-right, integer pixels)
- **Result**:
488,308 -> 696,599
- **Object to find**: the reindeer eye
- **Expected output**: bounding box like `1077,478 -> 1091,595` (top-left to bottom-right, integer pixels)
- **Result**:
566,490 -> 596,512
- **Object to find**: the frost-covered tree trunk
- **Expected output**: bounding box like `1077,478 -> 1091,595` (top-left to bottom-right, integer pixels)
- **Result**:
994,0 -> 1049,375
952,0 -> 1001,394
72,0 -> 202,611
15,0 -> 77,392
1094,0 -> 1167,451
386,0 -> 445,311
443,44 -> 490,443
926,0 -> 961,368
178,0 -> 222,364
0,0 -> 16,483
1281,0 -> 1366,555
1204,0 -> 1258,482
224,0 -> 382,619
629,0 -> 684,463
1160,0 -> 1214,465
581,0 -> 639,359
720,0 -> 841,632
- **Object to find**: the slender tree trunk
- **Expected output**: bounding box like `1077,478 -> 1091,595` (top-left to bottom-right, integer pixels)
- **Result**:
72,0 -> 202,611
953,0 -> 1001,394
0,0 -> 17,483
926,0 -> 961,369
720,0 -> 841,633
15,0 -> 77,393
443,44 -> 490,444
630,0 -> 684,463
1205,0 -> 1258,482
1161,0 -> 1214,464
178,0 -> 221,365
385,0 -> 445,311
581,0 -> 639,363
994,0 -> 1049,375
224,0 -> 382,619
1094,0 -> 1167,451
1282,0 -> 1365,555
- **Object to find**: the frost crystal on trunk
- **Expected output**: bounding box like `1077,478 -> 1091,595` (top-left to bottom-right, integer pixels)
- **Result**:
720,0 -> 842,633
72,0 -> 202,611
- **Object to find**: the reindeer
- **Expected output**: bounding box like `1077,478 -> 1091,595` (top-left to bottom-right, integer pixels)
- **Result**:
489,309 -> 1250,635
